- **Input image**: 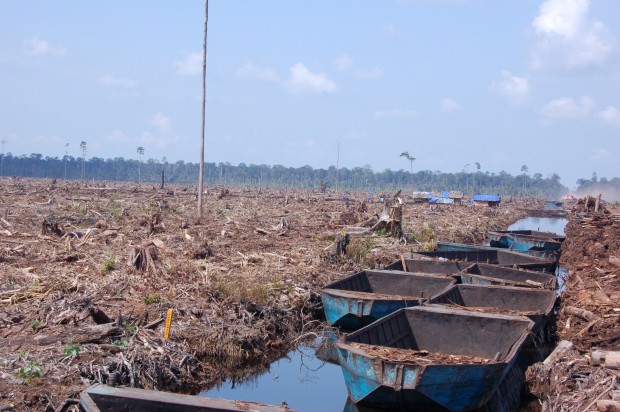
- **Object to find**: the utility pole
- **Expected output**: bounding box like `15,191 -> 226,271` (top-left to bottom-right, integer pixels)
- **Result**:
197,0 -> 208,220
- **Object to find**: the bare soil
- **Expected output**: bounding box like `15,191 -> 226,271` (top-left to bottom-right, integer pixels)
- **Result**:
525,197 -> 620,411
0,178 -> 531,411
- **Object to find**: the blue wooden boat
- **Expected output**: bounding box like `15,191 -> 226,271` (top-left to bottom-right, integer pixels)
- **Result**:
435,241 -> 558,261
321,270 -> 456,330
80,384 -> 290,412
429,284 -> 557,367
460,262 -> 556,289
400,250 -> 557,273
342,362 -> 527,412
336,306 -> 533,412
487,230 -> 565,252
384,257 -> 475,274
429,284 -> 555,326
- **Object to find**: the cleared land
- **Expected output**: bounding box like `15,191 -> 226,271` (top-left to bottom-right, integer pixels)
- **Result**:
2,178 -> 616,411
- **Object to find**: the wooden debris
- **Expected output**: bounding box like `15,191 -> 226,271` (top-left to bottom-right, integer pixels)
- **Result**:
592,351 -> 620,370
563,305 -> 601,322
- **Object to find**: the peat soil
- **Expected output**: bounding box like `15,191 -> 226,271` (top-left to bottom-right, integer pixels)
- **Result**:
1,178 -> 533,411
526,197 -> 620,410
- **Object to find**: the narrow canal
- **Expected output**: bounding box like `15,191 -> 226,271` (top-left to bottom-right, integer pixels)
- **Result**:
507,216 -> 569,293
202,216 -> 569,412
201,341 -> 349,411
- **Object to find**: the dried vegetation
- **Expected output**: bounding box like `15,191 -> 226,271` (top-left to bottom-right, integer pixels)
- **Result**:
0,179 -> 525,410
526,196 -> 620,412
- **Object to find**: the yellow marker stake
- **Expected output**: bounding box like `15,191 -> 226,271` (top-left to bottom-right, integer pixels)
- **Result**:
164,309 -> 173,339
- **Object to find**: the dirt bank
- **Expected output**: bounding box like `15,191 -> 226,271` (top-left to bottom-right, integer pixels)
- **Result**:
526,197 -> 620,411
0,179 -> 527,411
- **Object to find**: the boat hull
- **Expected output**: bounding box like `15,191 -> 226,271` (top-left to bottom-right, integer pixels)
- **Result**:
487,230 -> 564,252
337,306 -> 533,412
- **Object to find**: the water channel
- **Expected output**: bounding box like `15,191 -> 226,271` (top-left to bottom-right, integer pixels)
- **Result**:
202,216 -> 569,412
507,216 -> 569,293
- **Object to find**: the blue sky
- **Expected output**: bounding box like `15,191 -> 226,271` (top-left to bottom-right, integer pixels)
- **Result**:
1,0 -> 618,189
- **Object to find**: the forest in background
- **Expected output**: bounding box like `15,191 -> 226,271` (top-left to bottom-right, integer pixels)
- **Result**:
0,152 -> 580,199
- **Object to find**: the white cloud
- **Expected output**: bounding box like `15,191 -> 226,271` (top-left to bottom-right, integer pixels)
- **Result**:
173,52 -> 202,76
236,62 -> 279,83
333,55 -> 355,72
492,70 -> 530,102
541,96 -> 595,120
374,109 -> 419,119
533,0 -> 587,38
151,113 -> 171,132
531,0 -> 613,70
590,148 -> 612,161
286,63 -> 336,94
98,74 -> 136,88
354,68 -> 384,80
441,98 -> 461,112
598,106 -> 620,126
23,36 -> 66,57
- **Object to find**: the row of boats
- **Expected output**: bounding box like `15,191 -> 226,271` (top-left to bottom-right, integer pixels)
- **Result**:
321,229 -> 565,412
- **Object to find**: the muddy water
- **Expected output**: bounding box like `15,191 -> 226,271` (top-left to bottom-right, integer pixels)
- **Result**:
201,343 -> 348,411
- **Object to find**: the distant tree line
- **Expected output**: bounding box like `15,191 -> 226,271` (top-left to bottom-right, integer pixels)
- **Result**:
0,152 -> 568,198
576,173 -> 620,197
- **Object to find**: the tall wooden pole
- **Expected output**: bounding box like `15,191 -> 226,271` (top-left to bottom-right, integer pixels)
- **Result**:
197,0 -> 208,219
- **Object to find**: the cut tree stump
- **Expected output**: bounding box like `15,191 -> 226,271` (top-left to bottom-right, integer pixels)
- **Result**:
129,241 -> 158,273
370,190 -> 404,238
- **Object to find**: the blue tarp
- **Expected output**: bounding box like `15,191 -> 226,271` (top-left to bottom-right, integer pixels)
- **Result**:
440,191 -> 451,198
473,195 -> 501,202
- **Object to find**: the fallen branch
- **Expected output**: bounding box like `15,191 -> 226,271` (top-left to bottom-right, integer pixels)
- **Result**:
564,305 -> 601,322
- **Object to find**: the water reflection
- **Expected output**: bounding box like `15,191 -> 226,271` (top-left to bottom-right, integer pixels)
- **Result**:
507,217 -> 568,235
202,343 -> 347,412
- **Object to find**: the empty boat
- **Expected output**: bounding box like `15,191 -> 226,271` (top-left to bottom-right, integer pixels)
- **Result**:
337,306 -> 533,412
400,249 -> 556,273
429,284 -> 555,323
460,263 -> 556,289
80,384 -> 290,412
321,269 -> 456,330
487,230 -> 565,252
434,241 -> 558,261
429,284 -> 557,365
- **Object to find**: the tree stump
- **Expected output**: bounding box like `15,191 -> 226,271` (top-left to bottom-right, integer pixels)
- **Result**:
129,241 -> 158,273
